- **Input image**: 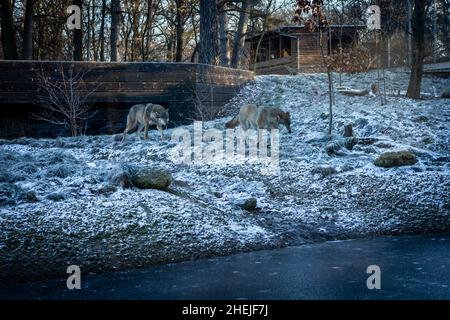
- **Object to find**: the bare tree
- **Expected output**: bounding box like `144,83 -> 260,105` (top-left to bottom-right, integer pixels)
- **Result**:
1,0 -> 19,60
218,1 -> 230,66
22,0 -> 35,60
199,0 -> 219,65
73,0 -> 83,61
406,0 -> 427,99
99,0 -> 107,61
111,0 -> 124,61
230,0 -> 253,68
175,0 -> 188,61
32,64 -> 97,137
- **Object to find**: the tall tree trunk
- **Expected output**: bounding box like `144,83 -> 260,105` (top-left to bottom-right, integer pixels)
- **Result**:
131,0 -> 140,61
441,0 -> 449,56
190,2 -> 199,62
0,0 -> 18,60
167,34 -> 175,61
86,0 -> 92,61
22,0 -> 34,60
142,0 -> 154,61
199,0 -> 219,65
111,0 -> 124,61
142,0 -> 155,61
175,0 -> 185,62
73,0 -> 83,61
99,0 -> 106,61
218,2 -> 230,66
406,0 -> 426,99
230,0 -> 251,68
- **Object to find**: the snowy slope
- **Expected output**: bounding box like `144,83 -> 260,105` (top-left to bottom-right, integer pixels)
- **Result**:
0,70 -> 449,281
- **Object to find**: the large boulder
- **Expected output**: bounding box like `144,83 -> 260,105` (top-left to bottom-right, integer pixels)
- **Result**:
129,166 -> 172,190
374,150 -> 417,168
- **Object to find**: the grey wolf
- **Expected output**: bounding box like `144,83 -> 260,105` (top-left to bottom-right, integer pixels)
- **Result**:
122,103 -> 169,141
225,104 -> 292,133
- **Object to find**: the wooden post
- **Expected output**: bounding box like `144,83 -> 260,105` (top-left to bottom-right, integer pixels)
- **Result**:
387,37 -> 391,68
433,0 -> 437,63
279,34 -> 282,58
344,124 -> 353,137
268,36 -> 271,59
296,36 -> 300,71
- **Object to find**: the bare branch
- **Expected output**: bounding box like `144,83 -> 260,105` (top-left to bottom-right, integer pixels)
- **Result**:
31,63 -> 98,137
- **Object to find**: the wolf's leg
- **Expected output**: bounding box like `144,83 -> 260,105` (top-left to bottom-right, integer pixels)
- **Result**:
157,125 -> 164,140
136,124 -> 144,140
144,122 -> 149,140
122,116 -> 136,142
241,120 -> 249,131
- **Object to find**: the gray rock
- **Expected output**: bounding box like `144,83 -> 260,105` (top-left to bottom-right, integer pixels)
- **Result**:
374,150 -> 417,168
213,191 -> 223,198
108,168 -> 133,189
94,184 -> 117,195
23,191 -> 39,203
238,198 -> 258,211
113,134 -> 123,142
312,166 -> 337,177
46,192 -> 65,202
129,166 -> 172,190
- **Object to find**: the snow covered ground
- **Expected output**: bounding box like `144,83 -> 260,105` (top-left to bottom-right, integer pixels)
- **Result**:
1,70 -> 449,282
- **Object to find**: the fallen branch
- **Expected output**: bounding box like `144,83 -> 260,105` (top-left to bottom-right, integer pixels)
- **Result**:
336,87 -> 370,96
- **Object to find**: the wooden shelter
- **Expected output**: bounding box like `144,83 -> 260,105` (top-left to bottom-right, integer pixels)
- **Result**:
245,25 -> 364,74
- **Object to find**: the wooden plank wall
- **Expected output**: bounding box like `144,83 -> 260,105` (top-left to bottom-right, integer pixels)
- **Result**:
0,61 -> 254,138
252,33 -> 328,75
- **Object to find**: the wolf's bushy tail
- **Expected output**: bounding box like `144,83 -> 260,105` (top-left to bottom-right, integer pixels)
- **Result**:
225,115 -> 239,129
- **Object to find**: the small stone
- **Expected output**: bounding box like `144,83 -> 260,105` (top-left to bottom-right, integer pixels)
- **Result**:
46,192 -> 65,202
213,191 -> 223,198
238,198 -> 257,211
108,169 -> 133,189
23,191 -> 39,203
312,166 -> 337,177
